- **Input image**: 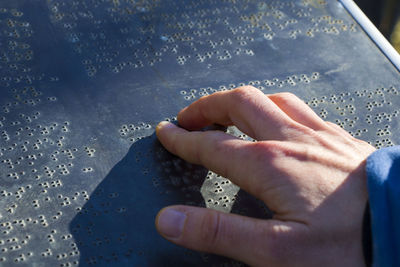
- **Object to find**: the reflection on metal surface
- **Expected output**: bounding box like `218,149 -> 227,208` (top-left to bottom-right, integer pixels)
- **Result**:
0,0 -> 399,266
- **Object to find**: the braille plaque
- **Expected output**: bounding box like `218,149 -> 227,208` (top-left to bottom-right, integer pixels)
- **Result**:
0,0 -> 399,266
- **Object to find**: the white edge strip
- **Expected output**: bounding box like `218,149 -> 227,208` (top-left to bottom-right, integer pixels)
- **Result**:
339,0 -> 400,72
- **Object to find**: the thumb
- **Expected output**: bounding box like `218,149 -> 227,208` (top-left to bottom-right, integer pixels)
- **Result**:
155,205 -> 294,266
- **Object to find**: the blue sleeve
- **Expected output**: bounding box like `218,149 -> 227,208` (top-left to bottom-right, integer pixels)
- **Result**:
366,146 -> 400,267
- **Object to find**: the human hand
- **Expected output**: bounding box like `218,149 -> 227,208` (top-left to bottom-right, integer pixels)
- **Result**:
155,86 -> 375,266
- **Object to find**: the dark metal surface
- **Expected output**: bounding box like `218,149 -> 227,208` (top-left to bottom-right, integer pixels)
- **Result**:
0,0 -> 399,266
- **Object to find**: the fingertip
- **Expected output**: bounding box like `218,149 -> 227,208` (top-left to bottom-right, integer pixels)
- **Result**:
156,206 -> 187,240
156,121 -> 176,136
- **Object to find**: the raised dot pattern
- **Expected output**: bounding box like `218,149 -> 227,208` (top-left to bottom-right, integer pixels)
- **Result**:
0,1 -> 399,266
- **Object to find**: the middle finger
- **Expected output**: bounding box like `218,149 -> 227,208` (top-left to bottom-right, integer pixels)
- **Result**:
177,86 -> 301,141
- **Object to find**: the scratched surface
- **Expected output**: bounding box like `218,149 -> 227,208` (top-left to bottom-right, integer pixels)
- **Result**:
0,0 -> 399,266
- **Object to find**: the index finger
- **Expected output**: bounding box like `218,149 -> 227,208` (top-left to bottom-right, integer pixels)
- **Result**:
178,86 -> 298,141
156,121 -> 272,201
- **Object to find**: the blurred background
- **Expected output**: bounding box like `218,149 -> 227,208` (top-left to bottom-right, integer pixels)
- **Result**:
355,0 -> 400,52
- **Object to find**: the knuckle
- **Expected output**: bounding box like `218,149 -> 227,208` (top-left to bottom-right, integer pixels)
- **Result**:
196,131 -> 236,178
192,132 -> 210,165
168,133 -> 180,155
232,86 -> 261,101
199,211 -> 223,249
196,132 -> 214,164
293,123 -> 317,136
212,133 -> 230,153
235,85 -> 258,92
272,92 -> 298,102
197,99 -> 209,121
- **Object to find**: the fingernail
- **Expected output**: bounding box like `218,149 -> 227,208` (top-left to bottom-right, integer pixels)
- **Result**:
156,121 -> 175,131
157,208 -> 186,238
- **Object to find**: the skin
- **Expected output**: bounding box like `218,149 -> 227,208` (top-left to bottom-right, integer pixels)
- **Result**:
154,86 -> 376,267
